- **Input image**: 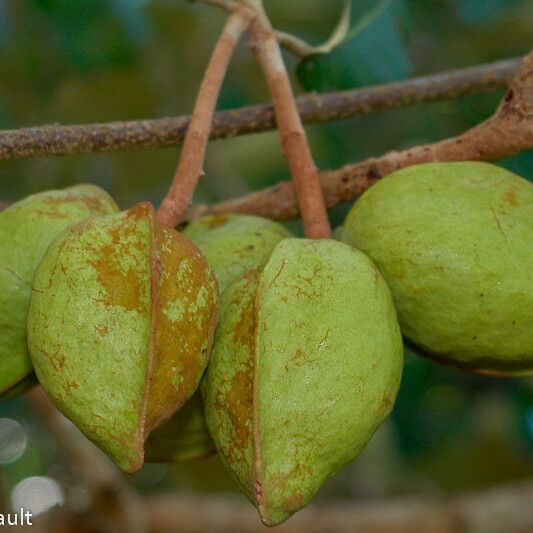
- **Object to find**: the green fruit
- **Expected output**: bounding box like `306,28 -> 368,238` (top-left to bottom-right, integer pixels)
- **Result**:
332,225 -> 344,241
145,393 -> 215,462
202,238 -> 403,525
28,202 -> 219,472
0,185 -> 119,397
145,214 -> 293,463
342,162 -> 533,374
183,214 -> 292,292
0,373 -> 39,401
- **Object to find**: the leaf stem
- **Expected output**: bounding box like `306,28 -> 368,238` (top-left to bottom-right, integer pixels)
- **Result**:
157,7 -> 253,228
247,11 -> 332,239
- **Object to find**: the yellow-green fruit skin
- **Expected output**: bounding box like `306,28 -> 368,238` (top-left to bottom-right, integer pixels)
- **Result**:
332,225 -> 344,241
0,185 -> 118,397
28,203 -> 219,472
183,214 -> 292,292
341,162 -> 533,374
144,214 -> 293,464
203,238 -> 403,525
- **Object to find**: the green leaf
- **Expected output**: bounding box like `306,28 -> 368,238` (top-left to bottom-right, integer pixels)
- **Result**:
345,0 -> 394,41
297,0 -> 410,91
455,0 -> 523,25
30,0 -> 138,72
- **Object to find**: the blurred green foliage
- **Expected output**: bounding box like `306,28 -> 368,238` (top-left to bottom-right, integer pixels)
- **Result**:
0,0 -> 532,508
297,0 -> 411,91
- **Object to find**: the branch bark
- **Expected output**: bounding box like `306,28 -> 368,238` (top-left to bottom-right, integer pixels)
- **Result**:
157,7 -> 253,227
195,50 -> 533,221
0,58 -> 519,161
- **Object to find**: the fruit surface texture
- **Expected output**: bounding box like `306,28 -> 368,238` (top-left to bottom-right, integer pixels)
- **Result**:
0,185 -> 118,396
183,214 -> 292,292
342,162 -> 533,373
28,202 -> 218,472
144,214 -> 292,463
203,238 -> 403,525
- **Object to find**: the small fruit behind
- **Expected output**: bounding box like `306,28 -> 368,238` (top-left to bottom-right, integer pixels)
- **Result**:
145,393 -> 215,462
28,202 -> 219,472
203,238 -> 403,526
145,213 -> 293,463
183,214 -> 293,292
342,162 -> 533,374
0,185 -> 119,398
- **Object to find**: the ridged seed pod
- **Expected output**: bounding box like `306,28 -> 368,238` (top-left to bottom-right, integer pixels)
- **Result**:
28,202 -> 219,472
203,238 -> 403,525
0,185 -> 118,398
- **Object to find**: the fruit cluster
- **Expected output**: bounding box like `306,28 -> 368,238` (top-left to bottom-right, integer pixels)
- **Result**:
1,161 -> 531,525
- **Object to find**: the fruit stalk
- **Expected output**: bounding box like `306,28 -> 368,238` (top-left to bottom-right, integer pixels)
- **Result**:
247,10 -> 332,239
157,7 -> 253,228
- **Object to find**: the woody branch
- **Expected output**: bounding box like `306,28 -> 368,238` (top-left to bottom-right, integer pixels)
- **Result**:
194,50 -> 533,221
0,58 -> 520,162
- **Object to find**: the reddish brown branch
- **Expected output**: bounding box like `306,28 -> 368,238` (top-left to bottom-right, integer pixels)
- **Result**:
194,50 -> 533,221
248,14 -> 331,238
157,8 -> 253,227
0,58 -> 519,162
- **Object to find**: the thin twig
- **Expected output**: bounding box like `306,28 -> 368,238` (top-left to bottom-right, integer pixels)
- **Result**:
248,9 -> 331,238
194,50 -> 533,221
157,7 -> 253,227
0,58 -> 520,161
274,29 -> 315,58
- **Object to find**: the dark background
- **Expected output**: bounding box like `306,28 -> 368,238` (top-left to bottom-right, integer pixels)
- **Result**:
0,0 -> 532,522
